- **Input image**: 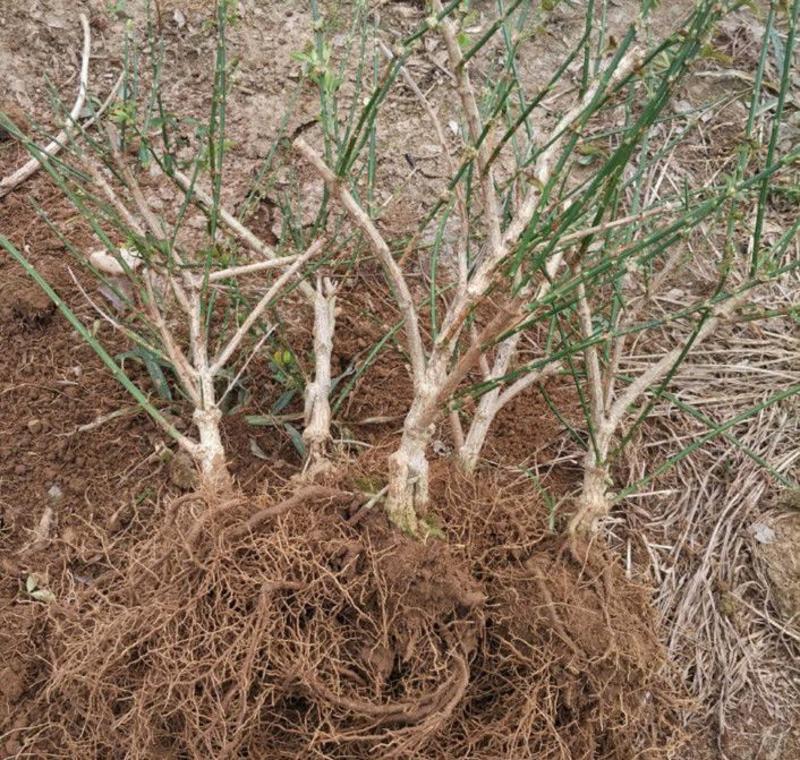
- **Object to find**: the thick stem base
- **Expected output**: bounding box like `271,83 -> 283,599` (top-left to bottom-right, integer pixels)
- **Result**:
384,429 -> 431,534
568,464 -> 611,535
193,407 -> 232,493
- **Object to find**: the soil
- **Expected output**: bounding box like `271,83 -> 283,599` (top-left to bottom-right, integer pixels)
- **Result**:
1,0 -> 798,758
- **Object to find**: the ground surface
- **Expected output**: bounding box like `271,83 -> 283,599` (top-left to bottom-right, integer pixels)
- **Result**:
1,0 -> 799,758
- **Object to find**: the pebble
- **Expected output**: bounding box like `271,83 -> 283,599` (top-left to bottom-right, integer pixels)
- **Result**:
14,463 -> 27,475
27,418 -> 43,434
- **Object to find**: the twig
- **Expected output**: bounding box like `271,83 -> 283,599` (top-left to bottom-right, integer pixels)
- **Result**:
106,124 -> 168,240
294,137 -> 428,391
0,14 -> 92,198
62,404 -> 142,436
211,237 -> 324,373
206,253 -> 302,282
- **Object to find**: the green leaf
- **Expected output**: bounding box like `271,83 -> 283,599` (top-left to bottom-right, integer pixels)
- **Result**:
117,347 -> 174,401
25,574 -> 38,593
272,388 -> 296,413
283,422 -> 306,458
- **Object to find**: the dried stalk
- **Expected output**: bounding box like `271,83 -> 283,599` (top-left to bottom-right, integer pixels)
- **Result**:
0,14 -> 91,198
303,276 -> 338,473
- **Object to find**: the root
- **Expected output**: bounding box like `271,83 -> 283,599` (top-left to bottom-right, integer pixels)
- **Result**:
23,468 -> 684,758
31,486 -> 483,757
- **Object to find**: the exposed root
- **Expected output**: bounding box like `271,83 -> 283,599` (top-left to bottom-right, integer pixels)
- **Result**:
21,468 -> 685,758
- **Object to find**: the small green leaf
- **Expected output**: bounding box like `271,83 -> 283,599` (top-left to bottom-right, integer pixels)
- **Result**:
283,422 -> 306,458
117,347 -> 174,401
272,388 -> 296,413
26,574 -> 38,593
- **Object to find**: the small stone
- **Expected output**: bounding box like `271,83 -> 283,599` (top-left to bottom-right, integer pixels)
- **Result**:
27,418 -> 43,434
751,522 -> 776,544
61,525 -> 78,545
14,464 -> 26,476
48,484 -> 64,501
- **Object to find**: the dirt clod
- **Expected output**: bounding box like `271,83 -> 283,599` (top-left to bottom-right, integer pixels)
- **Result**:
168,450 -> 198,491
754,513 -> 800,627
5,282 -> 55,325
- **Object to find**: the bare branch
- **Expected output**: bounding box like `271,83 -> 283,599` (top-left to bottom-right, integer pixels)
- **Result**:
0,14 -> 92,198
211,237 -> 324,374
606,292 -> 749,434
432,0 -> 502,258
294,136 -> 428,390
470,46 -> 643,290
172,168 -> 316,303
106,125 -> 169,240
496,360 -> 562,409
140,270 -> 201,405
86,161 -> 147,238
303,276 -> 338,468
576,273 -> 606,432
205,253 -> 302,283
